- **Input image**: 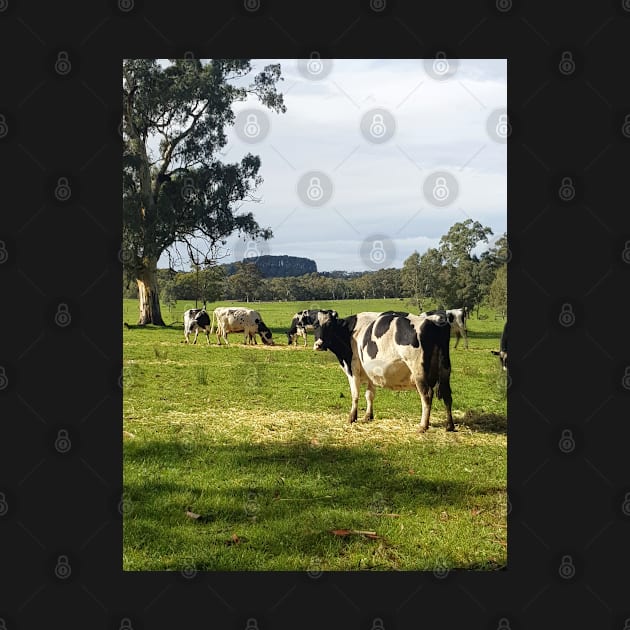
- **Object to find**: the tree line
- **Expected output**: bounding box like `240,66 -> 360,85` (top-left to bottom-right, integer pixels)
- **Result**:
123,220 -> 507,317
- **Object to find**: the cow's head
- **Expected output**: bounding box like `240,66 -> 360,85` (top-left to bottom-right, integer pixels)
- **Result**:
491,349 -> 508,371
258,322 -> 274,345
312,310 -> 341,351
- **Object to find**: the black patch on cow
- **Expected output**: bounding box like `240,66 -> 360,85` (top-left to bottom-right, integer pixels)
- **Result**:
374,312 -> 398,338
500,321 -> 508,353
394,316 -> 420,348
361,321 -> 378,359
420,318 -> 451,375
318,314 -> 357,375
255,318 -> 260,324
194,311 -> 210,328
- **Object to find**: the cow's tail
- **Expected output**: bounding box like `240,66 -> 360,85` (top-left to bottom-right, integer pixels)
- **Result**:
434,328 -> 452,401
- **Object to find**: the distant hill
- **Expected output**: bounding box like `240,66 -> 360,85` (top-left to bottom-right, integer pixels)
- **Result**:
221,254 -> 317,278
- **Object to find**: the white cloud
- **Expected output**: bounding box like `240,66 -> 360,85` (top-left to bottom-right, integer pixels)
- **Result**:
158,58 -> 507,272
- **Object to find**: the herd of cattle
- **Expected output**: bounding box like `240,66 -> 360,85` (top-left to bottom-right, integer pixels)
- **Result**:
182,305 -> 508,433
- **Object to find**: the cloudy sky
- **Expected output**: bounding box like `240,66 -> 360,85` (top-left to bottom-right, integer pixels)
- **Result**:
157,58 -> 507,273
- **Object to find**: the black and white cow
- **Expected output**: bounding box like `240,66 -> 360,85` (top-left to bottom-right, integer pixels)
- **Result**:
491,321 -> 508,371
211,307 -> 274,346
286,313 -> 308,346
447,307 -> 468,349
421,307 -> 468,348
183,308 -> 212,345
312,310 -> 454,432
286,309 -> 338,346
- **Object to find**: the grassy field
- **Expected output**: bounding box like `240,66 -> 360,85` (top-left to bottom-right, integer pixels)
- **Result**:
123,298 -> 507,571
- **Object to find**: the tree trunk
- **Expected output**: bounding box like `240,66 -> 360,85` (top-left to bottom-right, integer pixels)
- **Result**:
136,258 -> 165,326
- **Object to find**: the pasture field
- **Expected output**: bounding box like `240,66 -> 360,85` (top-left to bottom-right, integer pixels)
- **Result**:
123,298 -> 507,571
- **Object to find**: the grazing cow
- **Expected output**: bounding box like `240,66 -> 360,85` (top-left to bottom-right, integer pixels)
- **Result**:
287,309 -> 338,346
211,307 -> 274,346
286,314 -> 308,346
312,310 -> 454,432
491,321 -> 508,371
183,308 -> 212,345
421,307 -> 468,348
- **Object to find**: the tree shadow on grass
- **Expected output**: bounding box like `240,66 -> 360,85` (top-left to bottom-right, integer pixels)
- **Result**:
457,410 -> 507,434
123,438 -> 505,570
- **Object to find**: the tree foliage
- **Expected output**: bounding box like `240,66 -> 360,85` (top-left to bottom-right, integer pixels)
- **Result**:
122,58 -> 286,324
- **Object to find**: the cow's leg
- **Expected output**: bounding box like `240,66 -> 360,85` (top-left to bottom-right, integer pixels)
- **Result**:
204,329 -> 210,345
347,374 -> 360,423
437,367 -> 455,431
303,331 -> 307,347
193,328 -> 199,345
364,380 -> 375,421
415,377 -> 434,433
453,332 -> 460,349
463,331 -> 469,349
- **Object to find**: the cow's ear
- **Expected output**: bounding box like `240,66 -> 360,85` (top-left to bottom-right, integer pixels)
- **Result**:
331,310 -> 338,318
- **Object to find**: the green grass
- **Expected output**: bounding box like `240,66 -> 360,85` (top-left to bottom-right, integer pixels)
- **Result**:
123,298 -> 507,571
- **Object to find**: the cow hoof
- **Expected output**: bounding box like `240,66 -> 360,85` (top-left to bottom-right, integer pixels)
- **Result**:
446,425 -> 456,432
417,426 -> 428,434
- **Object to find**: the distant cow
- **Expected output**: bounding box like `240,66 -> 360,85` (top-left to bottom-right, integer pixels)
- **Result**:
287,309 -> 338,346
211,307 -> 274,346
491,321 -> 508,371
286,314 -> 308,346
312,310 -> 454,432
183,308 -> 211,345
421,307 -> 468,348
